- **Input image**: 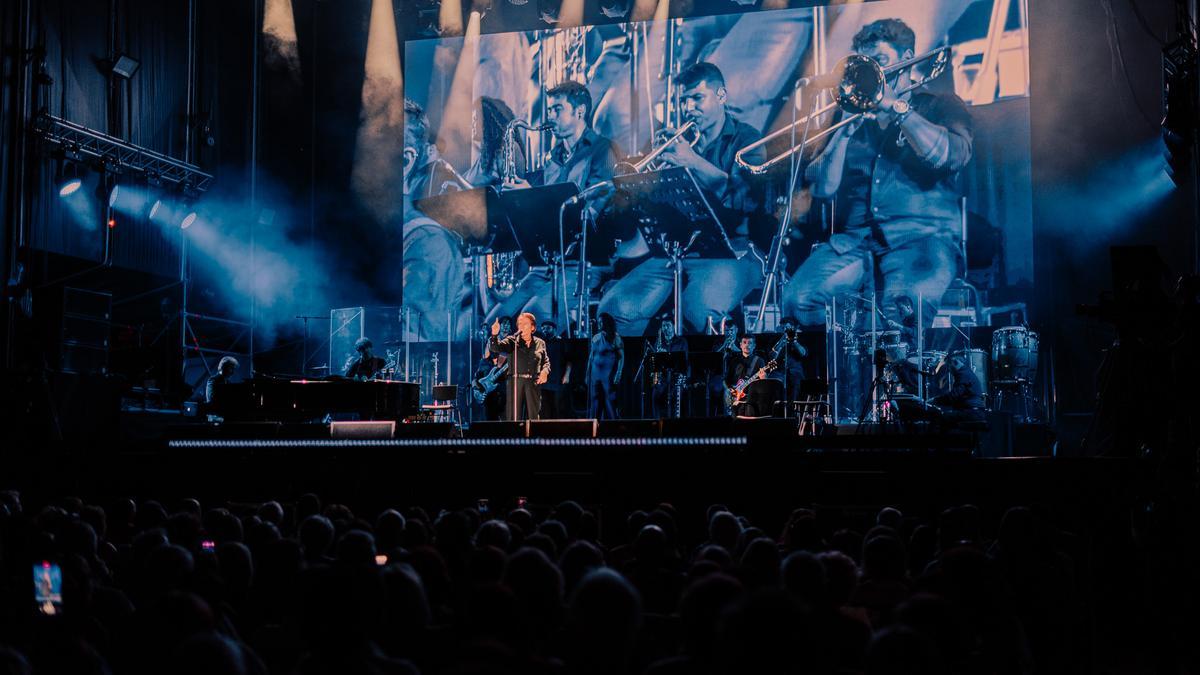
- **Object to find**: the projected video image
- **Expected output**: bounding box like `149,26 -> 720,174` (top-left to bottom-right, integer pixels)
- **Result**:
403,0 -> 1033,345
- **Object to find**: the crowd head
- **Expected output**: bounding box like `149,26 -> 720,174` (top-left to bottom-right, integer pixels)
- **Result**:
0,491 -> 1086,674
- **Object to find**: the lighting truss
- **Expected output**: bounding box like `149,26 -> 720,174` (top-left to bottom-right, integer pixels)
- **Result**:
33,112 -> 213,193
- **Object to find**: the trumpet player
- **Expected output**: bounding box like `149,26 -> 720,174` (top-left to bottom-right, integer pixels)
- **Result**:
598,62 -> 766,336
782,19 -> 973,328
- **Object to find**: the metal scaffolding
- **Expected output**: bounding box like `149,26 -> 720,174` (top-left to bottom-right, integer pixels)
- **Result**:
32,112 -> 213,191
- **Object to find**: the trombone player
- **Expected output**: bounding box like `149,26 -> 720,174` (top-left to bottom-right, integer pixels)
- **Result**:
782,19 -> 972,329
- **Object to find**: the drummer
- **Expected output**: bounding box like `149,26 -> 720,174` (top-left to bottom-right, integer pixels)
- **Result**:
886,295 -> 918,345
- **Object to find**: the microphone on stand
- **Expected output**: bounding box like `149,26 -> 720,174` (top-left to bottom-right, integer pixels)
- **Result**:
564,180 -> 614,206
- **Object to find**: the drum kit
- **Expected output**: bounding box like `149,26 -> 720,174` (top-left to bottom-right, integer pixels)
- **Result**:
837,320 -> 1040,424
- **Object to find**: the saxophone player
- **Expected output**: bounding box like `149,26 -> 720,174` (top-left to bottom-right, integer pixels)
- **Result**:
502,81 -> 622,192
487,82 -> 624,331
649,319 -> 689,419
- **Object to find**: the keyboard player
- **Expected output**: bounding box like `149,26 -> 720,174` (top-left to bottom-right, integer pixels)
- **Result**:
342,337 -> 387,380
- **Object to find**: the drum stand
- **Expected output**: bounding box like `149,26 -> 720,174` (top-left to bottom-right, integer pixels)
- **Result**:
992,379 -> 1039,422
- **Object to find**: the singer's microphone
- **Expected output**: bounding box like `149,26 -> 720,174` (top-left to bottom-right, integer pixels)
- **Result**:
795,70 -> 842,90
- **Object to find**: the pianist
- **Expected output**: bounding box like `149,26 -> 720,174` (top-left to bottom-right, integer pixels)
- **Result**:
205,355 -> 240,405
343,338 -> 386,380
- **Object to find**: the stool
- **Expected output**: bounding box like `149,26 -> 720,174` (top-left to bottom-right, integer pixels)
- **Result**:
421,384 -> 462,426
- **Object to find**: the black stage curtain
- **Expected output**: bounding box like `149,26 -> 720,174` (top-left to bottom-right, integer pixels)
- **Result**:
26,0 -> 254,279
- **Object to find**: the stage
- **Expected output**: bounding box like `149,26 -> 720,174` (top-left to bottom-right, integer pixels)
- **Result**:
4,411 -> 1129,530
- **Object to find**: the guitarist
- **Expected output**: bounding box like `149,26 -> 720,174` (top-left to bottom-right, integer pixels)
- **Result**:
723,334 -> 767,415
473,317 -> 513,420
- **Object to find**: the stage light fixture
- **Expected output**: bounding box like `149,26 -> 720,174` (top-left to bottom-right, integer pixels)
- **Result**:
57,161 -> 84,197
111,54 -> 140,79
1161,37 -> 1197,188
149,199 -> 163,220
59,177 -> 83,197
107,183 -> 120,208
180,211 -> 198,230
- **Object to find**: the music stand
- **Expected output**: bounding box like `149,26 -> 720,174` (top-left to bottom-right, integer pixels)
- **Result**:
612,167 -> 736,333
647,350 -> 689,418
687,349 -> 727,417
496,182 -> 580,266
647,350 -> 688,375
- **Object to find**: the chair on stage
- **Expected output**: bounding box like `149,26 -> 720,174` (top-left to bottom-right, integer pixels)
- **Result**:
787,379 -> 830,436
421,385 -> 462,426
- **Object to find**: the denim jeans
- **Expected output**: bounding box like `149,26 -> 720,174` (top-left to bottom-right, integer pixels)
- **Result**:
598,255 -> 761,336
782,235 -> 958,327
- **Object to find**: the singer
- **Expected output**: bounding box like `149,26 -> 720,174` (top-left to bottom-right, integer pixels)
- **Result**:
489,312 -> 551,421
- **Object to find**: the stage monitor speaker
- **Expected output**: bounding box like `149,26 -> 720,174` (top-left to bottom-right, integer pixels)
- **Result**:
661,417 -> 736,437
330,420 -> 396,439
396,422 -> 458,439
529,419 -> 597,438
464,421 -> 528,438
597,419 -> 662,438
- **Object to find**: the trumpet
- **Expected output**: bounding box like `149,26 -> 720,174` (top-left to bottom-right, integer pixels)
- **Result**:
615,120 -> 700,174
502,119 -> 552,184
734,46 -> 951,175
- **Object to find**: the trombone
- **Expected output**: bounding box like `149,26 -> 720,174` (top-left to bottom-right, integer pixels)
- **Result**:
734,46 -> 951,175
614,120 -> 700,174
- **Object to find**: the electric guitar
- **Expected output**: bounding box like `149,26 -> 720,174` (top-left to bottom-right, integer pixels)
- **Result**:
471,361 -> 509,403
727,359 -> 779,406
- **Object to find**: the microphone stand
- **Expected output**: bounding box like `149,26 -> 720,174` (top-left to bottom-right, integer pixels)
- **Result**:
752,87 -> 823,332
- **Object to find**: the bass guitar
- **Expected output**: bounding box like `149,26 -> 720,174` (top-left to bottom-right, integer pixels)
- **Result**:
471,361 -> 509,403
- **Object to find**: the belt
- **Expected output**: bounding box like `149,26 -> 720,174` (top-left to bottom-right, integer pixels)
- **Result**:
515,374 -> 535,379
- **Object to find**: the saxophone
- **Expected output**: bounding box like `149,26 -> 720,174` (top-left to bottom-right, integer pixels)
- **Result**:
649,333 -> 664,386
501,119 -> 551,184
673,373 -> 685,418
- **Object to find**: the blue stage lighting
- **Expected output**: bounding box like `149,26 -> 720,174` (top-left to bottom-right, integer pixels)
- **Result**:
107,184 -> 120,208
180,212 -> 198,230
149,200 -> 163,220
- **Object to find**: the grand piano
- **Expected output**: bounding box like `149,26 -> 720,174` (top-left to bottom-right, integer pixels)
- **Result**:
210,378 -> 421,422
